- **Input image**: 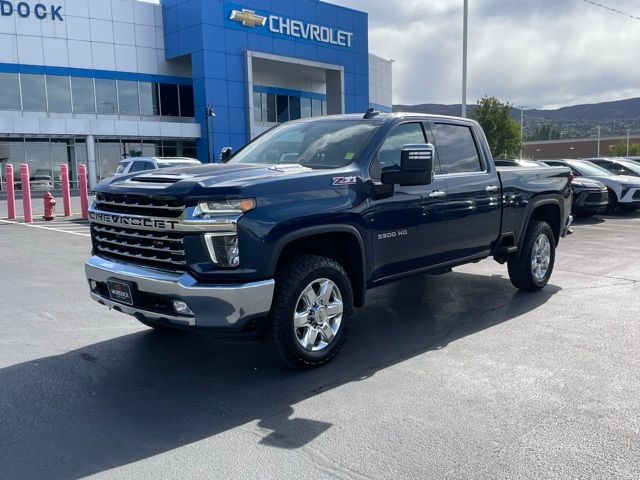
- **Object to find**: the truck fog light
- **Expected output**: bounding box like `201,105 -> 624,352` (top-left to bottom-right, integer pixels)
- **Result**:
90,280 -> 98,291
172,300 -> 194,316
204,233 -> 241,268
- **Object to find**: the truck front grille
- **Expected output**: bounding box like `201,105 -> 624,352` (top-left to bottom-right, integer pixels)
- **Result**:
94,192 -> 185,218
91,224 -> 186,270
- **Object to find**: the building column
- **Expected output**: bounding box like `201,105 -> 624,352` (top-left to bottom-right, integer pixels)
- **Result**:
86,135 -> 97,189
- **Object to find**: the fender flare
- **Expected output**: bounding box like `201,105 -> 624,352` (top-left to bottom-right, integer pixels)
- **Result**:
519,197 -> 563,248
268,224 -> 368,305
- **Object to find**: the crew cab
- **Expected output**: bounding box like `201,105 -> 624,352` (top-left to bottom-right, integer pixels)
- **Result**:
86,112 -> 572,368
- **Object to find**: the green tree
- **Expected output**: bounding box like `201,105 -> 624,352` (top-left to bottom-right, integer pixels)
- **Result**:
609,142 -> 640,156
471,96 -> 522,158
530,124 -> 562,141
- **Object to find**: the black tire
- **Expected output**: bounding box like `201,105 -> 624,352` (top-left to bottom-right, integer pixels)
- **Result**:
266,255 -> 353,369
606,190 -> 619,213
507,220 -> 556,291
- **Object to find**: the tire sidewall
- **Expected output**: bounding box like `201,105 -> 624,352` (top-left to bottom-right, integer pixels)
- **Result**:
272,259 -> 353,366
527,223 -> 555,289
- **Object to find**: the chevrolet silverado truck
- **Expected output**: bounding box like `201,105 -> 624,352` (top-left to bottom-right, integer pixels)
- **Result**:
86,111 -> 573,368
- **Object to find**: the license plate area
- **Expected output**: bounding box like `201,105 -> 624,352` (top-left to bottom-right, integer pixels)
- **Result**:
107,279 -> 134,306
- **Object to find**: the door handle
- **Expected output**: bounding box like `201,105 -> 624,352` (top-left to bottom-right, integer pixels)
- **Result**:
485,185 -> 499,193
428,190 -> 447,199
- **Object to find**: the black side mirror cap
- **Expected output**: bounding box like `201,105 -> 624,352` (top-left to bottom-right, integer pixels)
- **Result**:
381,143 -> 435,186
220,147 -> 233,162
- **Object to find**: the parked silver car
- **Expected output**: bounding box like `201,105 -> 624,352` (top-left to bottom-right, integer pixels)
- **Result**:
114,157 -> 200,177
543,159 -> 640,212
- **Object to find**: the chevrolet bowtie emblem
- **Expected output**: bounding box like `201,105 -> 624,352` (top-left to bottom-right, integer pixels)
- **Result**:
229,9 -> 267,28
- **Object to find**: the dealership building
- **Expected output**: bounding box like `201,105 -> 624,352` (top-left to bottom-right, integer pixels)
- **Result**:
0,0 -> 392,189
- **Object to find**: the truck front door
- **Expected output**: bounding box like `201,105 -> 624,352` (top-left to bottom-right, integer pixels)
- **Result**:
430,121 -> 502,260
367,121 -> 450,281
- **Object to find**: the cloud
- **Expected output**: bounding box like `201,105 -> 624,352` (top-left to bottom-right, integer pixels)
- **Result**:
336,0 -> 640,108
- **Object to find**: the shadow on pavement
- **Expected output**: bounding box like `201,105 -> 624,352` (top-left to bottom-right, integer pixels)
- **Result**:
0,271 -> 560,479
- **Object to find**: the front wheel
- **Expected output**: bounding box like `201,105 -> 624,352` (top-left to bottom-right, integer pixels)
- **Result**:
266,255 -> 353,369
507,221 -> 556,291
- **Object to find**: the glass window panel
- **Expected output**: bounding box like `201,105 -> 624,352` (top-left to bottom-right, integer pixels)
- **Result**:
25,139 -> 52,190
431,123 -> 483,174
21,74 -> 47,111
266,94 -> 276,123
162,141 -> 178,156
276,94 -> 289,123
253,91 -> 262,122
142,140 -> 160,156
289,96 -> 301,121
97,140 -> 121,180
0,139 -> 26,191
371,123 -> 427,179
179,84 -> 194,117
50,139 -> 71,188
139,82 -> 159,116
117,80 -> 139,115
260,93 -> 268,123
95,79 -> 117,114
0,73 -> 21,110
159,84 -> 179,116
300,97 -> 312,118
180,141 -> 197,159
46,76 -> 71,112
311,98 -> 322,117
71,77 -> 95,113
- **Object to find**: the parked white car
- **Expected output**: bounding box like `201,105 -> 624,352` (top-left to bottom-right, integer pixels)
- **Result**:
114,157 -> 200,177
543,159 -> 640,212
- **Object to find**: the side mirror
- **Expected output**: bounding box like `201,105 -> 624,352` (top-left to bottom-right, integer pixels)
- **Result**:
381,143 -> 435,186
219,147 -> 233,162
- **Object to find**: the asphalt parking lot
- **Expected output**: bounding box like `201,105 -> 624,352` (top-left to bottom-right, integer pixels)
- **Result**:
1,209 -> 639,479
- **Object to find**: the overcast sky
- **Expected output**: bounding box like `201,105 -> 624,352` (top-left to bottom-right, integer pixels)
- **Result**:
336,0 -> 640,108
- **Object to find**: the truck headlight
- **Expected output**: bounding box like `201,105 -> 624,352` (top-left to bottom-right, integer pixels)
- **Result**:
195,199 -> 255,217
204,233 -> 240,268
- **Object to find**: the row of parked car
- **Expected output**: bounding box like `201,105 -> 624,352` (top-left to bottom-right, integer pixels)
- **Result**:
495,157 -> 640,217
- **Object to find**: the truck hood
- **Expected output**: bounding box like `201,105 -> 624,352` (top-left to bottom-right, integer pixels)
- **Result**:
92,162 -> 354,202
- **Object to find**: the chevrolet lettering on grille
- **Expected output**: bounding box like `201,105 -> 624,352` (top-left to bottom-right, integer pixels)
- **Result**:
89,211 -> 179,230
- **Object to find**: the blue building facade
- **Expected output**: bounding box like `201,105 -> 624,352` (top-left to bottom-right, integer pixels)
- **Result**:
161,0 -> 389,161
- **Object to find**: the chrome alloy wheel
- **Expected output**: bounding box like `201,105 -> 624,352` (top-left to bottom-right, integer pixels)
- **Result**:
293,278 -> 343,352
531,233 -> 551,280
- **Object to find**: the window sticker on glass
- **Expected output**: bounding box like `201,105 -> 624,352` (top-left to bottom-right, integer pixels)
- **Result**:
344,152 -> 355,161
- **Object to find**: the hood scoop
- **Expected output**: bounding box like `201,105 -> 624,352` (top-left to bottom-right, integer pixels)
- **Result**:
127,174 -> 186,184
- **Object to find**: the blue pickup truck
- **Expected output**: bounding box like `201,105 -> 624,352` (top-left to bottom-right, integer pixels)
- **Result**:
86,111 -> 572,368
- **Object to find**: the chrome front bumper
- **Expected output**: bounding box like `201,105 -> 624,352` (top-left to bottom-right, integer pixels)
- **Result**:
85,256 -> 275,329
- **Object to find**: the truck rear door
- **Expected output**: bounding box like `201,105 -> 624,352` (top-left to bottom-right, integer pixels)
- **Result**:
429,121 -> 502,260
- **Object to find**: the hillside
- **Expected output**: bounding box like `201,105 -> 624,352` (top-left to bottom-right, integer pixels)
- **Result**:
393,98 -> 640,140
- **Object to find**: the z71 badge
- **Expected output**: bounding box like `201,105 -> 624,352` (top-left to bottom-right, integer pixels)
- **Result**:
332,176 -> 357,186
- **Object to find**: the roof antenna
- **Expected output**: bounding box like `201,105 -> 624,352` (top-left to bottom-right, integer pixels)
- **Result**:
363,107 -> 380,119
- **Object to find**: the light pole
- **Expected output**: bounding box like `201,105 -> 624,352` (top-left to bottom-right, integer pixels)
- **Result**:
517,105 -> 528,158
461,0 -> 468,117
205,105 -> 216,163
627,129 -> 630,156
597,126 -> 601,157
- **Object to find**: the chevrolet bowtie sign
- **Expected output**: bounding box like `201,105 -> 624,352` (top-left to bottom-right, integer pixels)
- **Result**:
229,8 -> 353,48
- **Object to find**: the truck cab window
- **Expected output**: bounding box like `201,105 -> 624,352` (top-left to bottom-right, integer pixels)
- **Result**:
370,122 -> 426,180
432,123 -> 483,174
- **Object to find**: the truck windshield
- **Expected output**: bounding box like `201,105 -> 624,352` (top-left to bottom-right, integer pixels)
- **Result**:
227,120 -> 379,169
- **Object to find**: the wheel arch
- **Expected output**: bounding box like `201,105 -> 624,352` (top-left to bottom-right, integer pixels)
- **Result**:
521,199 -> 563,247
269,225 -> 368,307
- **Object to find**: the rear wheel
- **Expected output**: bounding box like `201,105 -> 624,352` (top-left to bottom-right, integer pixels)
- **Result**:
606,190 -> 619,213
267,255 -> 353,369
508,221 -> 556,291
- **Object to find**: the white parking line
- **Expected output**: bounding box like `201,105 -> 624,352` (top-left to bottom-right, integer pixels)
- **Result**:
0,218 -> 91,237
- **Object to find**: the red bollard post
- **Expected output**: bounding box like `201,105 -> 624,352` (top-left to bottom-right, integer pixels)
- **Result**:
5,164 -> 16,220
20,164 -> 33,223
78,164 -> 89,220
60,164 -> 72,216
